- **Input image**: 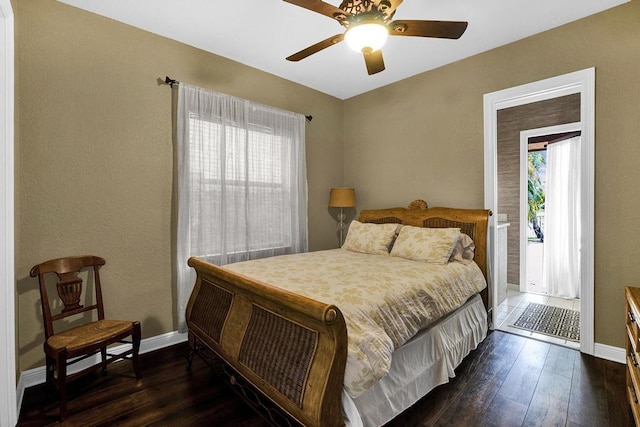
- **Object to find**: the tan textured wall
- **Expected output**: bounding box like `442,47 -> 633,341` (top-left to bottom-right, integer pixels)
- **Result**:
345,0 -> 640,348
15,0 -> 344,370
343,63 -> 486,211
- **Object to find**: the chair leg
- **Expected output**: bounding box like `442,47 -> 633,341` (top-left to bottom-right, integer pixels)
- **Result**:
56,348 -> 68,421
45,355 -> 55,393
100,346 -> 108,375
132,321 -> 142,379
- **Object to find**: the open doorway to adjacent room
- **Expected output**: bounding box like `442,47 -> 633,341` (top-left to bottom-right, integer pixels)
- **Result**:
496,124 -> 582,350
484,68 -> 595,354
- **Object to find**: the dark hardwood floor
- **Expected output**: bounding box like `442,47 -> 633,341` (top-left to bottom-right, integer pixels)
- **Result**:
18,330 -> 634,426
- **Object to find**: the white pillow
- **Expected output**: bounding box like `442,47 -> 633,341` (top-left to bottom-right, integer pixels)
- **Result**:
342,220 -> 399,255
390,226 -> 461,264
449,233 -> 476,265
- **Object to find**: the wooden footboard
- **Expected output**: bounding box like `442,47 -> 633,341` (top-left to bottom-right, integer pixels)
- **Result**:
186,257 -> 348,427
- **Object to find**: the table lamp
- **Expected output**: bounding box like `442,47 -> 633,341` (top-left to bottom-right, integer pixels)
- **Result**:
328,188 -> 357,246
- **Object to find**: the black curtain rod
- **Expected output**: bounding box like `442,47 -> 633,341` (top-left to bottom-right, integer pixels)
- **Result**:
164,76 -> 312,122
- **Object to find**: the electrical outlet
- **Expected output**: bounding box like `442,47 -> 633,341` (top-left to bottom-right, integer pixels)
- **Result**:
497,213 -> 508,222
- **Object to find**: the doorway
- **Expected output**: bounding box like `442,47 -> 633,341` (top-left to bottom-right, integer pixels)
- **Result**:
484,68 -> 595,355
521,124 -> 582,298
493,124 -> 583,349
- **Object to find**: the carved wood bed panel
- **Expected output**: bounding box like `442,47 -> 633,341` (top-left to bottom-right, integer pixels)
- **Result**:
185,203 -> 491,427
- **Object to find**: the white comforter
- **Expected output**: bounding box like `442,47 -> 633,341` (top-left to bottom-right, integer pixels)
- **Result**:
224,249 -> 487,398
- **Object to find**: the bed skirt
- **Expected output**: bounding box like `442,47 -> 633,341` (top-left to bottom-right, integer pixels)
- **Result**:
342,293 -> 488,427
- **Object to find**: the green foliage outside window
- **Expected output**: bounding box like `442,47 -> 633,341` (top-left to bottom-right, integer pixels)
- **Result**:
528,152 -> 546,228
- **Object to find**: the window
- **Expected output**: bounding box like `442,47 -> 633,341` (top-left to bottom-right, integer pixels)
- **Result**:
176,83 -> 308,331
188,116 -> 295,259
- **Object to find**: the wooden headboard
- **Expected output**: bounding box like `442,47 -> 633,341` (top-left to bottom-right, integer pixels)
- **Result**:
358,202 -> 491,310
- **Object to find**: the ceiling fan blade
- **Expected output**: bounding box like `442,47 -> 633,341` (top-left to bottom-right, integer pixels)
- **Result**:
283,0 -> 350,22
389,20 -> 468,39
286,34 -> 345,62
363,49 -> 385,75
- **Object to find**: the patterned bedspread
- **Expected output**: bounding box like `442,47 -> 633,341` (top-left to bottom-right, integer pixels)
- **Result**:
224,249 -> 487,398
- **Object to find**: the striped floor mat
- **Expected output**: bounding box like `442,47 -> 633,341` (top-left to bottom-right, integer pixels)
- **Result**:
510,302 -> 580,342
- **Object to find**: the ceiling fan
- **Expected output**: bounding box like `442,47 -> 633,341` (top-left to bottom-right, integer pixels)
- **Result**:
284,0 -> 468,75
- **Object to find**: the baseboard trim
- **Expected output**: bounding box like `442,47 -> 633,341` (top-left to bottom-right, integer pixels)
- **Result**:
507,283 -> 520,291
16,330 -> 187,414
594,342 -> 625,364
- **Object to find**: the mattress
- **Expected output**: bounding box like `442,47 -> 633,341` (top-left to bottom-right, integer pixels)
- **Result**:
224,249 -> 487,398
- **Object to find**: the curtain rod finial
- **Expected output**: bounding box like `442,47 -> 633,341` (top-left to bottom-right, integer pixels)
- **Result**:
165,76 -> 178,88
305,115 -> 313,122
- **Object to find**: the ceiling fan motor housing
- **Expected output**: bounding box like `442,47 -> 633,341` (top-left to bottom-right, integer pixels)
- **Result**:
338,0 -> 396,28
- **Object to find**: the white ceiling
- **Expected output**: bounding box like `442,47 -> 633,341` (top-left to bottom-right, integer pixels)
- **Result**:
58,0 -> 627,99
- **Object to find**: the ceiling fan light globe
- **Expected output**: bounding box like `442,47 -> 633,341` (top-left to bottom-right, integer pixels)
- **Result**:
345,22 -> 388,53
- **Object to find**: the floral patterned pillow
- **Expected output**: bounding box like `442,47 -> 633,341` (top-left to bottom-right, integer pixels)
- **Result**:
390,226 -> 461,264
342,220 -> 399,255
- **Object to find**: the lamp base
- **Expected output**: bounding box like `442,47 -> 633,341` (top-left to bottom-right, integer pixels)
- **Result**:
337,208 -> 346,246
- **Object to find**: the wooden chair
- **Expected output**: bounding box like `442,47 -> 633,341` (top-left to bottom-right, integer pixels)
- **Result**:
29,255 -> 142,420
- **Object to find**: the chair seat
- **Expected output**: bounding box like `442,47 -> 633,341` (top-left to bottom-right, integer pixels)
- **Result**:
46,319 -> 135,354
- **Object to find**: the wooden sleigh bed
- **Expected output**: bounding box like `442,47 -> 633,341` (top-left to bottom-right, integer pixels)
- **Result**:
185,202 -> 491,427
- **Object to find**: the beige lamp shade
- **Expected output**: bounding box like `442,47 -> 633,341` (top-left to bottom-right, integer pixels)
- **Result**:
328,188 -> 356,208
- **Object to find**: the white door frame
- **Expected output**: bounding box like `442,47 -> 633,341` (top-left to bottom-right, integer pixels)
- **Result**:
483,68 -> 595,355
0,0 -> 16,425
519,122 -> 581,294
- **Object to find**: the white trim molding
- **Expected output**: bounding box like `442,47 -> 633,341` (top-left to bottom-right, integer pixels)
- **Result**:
0,0 -> 16,426
594,343 -> 625,365
483,68 -> 596,356
17,331 -> 188,410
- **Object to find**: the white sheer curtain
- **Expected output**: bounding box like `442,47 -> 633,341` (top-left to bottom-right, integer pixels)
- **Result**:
542,136 -> 581,299
176,83 -> 308,331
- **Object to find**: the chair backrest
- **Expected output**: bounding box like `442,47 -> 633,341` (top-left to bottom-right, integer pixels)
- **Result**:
29,255 -> 106,339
